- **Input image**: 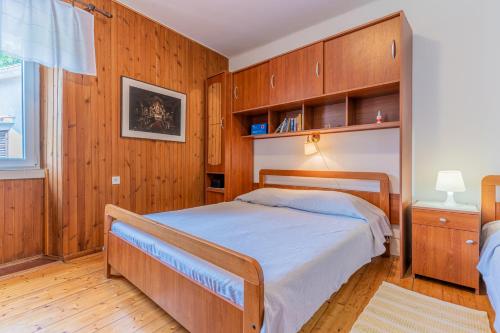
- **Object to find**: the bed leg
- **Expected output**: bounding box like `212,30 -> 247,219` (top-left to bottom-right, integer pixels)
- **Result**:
382,238 -> 391,257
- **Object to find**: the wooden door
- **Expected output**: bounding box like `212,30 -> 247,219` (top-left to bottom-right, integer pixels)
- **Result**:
232,62 -> 269,112
412,224 -> 479,289
206,74 -> 225,173
269,43 -> 323,104
324,17 -> 400,93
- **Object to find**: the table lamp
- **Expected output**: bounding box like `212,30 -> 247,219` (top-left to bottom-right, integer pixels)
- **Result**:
435,170 -> 466,206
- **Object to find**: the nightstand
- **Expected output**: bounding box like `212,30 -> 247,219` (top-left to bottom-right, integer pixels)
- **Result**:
412,201 -> 480,293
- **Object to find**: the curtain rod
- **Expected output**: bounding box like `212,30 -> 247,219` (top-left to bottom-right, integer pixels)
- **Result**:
72,0 -> 113,18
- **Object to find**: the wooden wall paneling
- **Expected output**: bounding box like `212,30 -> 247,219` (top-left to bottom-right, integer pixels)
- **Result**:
399,13 -> 413,277
41,0 -> 228,259
0,179 -> 44,265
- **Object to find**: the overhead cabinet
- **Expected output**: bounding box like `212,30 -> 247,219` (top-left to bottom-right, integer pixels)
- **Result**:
269,42 -> 323,104
324,16 -> 401,93
232,62 -> 269,112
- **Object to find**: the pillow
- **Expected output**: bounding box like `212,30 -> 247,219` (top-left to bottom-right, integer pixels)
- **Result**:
235,187 -> 292,207
236,187 -> 392,237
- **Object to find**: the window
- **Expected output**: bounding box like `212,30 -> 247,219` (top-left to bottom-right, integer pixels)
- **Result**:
0,52 -> 39,169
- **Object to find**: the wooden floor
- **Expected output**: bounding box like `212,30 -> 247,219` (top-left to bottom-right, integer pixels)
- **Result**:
0,253 -> 495,332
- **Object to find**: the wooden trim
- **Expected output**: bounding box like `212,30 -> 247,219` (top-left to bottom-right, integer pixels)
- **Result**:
104,204 -> 264,332
481,175 -> 500,224
258,169 -> 391,218
398,11 -> 413,278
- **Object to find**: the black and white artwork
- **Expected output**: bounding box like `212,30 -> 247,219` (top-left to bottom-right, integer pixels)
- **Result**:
121,77 -> 186,142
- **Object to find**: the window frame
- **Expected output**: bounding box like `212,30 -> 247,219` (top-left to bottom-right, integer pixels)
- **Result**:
0,61 -> 40,170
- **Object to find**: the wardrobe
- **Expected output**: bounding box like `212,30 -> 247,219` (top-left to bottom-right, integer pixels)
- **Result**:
205,11 -> 412,276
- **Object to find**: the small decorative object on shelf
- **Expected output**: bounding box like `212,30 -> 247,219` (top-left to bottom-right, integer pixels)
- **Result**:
251,123 -> 268,135
376,110 -> 383,124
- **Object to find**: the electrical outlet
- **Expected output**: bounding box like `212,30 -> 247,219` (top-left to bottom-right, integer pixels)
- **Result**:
111,176 -> 121,185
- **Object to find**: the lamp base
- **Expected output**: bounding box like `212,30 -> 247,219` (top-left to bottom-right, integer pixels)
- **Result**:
443,191 -> 457,206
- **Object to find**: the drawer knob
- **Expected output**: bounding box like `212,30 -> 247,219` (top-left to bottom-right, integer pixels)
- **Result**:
439,217 -> 447,224
465,240 -> 475,245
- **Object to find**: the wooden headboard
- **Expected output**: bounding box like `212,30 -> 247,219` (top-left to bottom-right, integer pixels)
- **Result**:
258,169 -> 390,220
481,175 -> 500,224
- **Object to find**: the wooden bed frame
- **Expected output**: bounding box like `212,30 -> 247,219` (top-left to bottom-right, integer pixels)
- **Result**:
482,175 -> 500,224
104,169 -> 391,333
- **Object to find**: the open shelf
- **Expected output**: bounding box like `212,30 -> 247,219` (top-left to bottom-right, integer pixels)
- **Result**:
232,80 -> 399,116
235,80 -> 400,139
206,187 -> 225,194
242,121 -> 400,139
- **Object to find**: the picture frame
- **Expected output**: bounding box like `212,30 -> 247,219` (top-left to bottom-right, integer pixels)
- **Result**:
121,76 -> 186,142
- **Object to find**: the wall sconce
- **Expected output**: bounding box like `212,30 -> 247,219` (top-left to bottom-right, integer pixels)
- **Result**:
304,133 -> 320,155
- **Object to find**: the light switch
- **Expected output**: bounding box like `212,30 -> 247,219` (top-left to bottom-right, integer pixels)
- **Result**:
112,176 -> 121,185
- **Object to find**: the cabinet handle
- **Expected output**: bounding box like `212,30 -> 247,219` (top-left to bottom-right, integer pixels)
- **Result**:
220,117 -> 224,130
391,40 -> 396,59
465,240 -> 475,245
233,86 -> 238,99
439,217 -> 447,224
270,74 -> 276,88
315,62 -> 320,77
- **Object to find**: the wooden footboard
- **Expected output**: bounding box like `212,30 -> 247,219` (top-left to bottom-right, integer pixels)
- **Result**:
104,204 -> 264,333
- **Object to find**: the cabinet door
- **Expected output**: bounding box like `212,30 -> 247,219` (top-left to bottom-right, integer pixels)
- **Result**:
412,224 -> 479,289
269,43 -> 323,104
324,17 -> 400,93
206,74 -> 225,173
233,62 -> 269,112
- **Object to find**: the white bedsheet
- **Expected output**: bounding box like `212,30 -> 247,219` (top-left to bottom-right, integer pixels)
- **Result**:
112,201 -> 387,333
478,220 -> 500,332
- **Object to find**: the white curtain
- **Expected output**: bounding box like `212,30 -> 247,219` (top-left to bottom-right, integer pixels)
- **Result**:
0,0 -> 96,75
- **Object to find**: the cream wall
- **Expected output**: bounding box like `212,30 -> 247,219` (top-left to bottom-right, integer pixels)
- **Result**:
231,0 -> 500,206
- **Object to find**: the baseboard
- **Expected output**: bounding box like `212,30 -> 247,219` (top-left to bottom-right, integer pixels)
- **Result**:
62,247 -> 103,262
0,255 -> 58,277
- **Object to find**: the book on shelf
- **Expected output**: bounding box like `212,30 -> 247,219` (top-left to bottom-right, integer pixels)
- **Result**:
275,113 -> 303,133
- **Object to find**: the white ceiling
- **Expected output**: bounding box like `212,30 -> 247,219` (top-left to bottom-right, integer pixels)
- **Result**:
115,0 -> 377,57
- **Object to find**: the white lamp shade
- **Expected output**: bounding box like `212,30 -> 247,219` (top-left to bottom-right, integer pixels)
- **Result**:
435,170 -> 466,193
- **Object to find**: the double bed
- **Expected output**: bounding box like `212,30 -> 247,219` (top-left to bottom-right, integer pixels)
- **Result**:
478,175 -> 500,332
104,169 -> 393,333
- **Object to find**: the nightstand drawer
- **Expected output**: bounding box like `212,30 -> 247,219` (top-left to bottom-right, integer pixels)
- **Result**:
412,224 -> 479,289
412,208 -> 479,232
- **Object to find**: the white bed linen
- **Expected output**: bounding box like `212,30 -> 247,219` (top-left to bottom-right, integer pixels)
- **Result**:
112,200 -> 387,333
478,220 -> 500,332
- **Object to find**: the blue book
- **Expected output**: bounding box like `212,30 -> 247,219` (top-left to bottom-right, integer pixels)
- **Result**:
251,123 -> 268,135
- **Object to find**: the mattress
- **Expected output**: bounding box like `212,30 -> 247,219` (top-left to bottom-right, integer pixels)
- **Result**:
478,220 -> 500,332
111,200 -> 386,333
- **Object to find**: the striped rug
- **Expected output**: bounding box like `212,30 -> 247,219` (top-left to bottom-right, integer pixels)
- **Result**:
351,282 -> 491,333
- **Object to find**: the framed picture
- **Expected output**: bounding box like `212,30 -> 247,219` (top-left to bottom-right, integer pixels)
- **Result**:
121,76 -> 186,142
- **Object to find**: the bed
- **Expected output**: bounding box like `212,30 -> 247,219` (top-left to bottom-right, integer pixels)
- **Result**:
104,169 -> 393,333
478,175 -> 500,332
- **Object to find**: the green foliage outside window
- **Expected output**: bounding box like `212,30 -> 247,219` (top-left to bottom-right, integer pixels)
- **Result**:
0,54 -> 22,68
